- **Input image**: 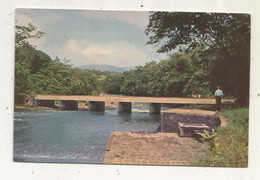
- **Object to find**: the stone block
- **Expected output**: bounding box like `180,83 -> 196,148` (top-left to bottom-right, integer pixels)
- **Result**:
178,122 -> 210,137
60,100 -> 78,110
118,102 -> 132,113
161,108 -> 220,133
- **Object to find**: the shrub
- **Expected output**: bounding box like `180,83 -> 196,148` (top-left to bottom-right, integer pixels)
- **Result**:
194,107 -> 249,167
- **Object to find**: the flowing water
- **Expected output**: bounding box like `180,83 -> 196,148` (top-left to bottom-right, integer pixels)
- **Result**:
14,104 -> 164,164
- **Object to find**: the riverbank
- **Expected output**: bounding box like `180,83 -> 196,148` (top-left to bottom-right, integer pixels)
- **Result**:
14,102 -> 116,111
195,107 -> 249,167
103,107 -> 249,166
14,105 -> 58,111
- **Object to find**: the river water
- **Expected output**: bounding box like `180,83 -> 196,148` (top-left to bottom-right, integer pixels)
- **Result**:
14,104 -> 164,164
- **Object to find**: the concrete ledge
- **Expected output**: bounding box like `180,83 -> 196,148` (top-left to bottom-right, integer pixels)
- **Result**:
162,108 -> 216,115
178,122 -> 210,137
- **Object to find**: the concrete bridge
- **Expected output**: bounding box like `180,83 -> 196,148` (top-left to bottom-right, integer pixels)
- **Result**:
33,95 -> 235,114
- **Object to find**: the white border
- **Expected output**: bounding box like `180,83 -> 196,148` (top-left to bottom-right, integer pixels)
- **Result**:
1,0 -> 259,179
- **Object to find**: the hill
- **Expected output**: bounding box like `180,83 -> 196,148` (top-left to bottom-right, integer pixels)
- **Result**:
75,64 -> 136,73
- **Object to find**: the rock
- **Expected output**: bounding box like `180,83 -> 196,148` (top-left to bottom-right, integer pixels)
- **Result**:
105,105 -> 115,110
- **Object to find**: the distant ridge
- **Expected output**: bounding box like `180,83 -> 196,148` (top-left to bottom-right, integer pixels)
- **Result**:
75,64 -> 136,73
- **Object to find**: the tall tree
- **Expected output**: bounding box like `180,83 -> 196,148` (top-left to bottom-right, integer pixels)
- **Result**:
15,20 -> 44,48
15,22 -> 44,101
145,12 -> 250,105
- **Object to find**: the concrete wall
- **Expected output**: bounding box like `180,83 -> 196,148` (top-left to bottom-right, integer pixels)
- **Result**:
34,100 -> 55,108
60,100 -> 78,110
89,101 -> 105,111
118,102 -> 132,113
149,103 -> 161,114
161,111 -> 221,133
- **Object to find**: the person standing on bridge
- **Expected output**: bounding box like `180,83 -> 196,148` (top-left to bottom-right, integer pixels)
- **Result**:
215,86 -> 223,111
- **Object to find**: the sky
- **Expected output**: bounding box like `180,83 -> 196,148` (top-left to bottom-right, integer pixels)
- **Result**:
15,9 -> 169,67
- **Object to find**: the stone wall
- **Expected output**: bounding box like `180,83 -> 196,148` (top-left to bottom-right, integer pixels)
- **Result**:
161,109 -> 221,133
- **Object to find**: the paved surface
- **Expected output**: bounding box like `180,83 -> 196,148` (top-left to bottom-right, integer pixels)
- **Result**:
35,95 -> 235,105
103,132 -> 207,166
162,108 -> 217,115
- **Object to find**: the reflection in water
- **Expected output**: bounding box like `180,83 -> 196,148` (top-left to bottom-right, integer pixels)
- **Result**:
14,106 -> 162,163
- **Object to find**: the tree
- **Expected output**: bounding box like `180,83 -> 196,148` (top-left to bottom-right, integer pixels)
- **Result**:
103,73 -> 124,94
15,22 -> 44,101
15,20 -> 44,48
15,21 -> 111,103
120,70 -> 139,96
145,12 -> 250,105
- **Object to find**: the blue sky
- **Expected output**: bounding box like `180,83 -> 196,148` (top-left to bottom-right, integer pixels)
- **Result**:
15,9 -> 169,67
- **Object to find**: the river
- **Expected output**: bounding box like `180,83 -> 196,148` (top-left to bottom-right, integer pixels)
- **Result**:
13,104 -> 164,164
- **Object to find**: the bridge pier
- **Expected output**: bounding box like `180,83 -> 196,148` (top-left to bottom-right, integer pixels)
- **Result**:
33,100 -> 55,108
89,101 -> 105,111
149,103 -> 161,114
60,100 -> 78,110
118,102 -> 132,113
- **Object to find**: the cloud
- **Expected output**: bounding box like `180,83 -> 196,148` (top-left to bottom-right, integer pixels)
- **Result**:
28,36 -> 47,51
46,38 -> 150,67
16,9 -> 62,32
80,10 -> 150,30
82,46 -> 110,57
15,14 -> 33,25
14,9 -> 168,67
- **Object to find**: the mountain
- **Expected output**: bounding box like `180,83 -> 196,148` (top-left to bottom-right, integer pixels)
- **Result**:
74,64 -> 136,73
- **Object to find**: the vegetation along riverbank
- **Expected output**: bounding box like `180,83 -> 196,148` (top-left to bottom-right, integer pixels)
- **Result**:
194,107 -> 249,167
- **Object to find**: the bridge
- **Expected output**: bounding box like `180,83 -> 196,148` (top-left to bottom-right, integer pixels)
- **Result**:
33,95 -> 235,114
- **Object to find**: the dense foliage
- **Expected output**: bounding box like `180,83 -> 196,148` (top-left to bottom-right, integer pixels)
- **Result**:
15,22 -> 108,104
145,12 -> 250,105
195,108 -> 249,167
103,49 -> 212,97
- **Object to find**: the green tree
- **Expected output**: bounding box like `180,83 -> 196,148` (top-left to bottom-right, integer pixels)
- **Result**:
15,22 -> 44,101
69,69 -> 96,95
145,12 -> 250,105
15,20 -> 44,48
103,73 -> 124,94
15,22 -> 95,99
120,70 -> 139,96
119,50 -> 211,97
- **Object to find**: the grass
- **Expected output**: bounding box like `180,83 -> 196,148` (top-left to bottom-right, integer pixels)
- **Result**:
188,104 -> 215,111
194,107 -> 249,167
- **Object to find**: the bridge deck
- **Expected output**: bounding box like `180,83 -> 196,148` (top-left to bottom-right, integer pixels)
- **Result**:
35,95 -> 235,105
